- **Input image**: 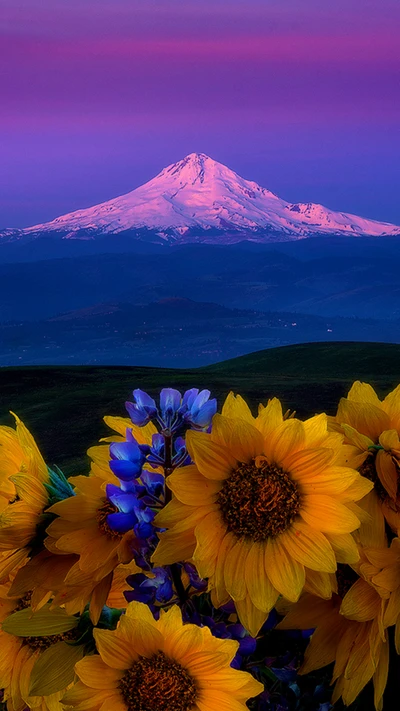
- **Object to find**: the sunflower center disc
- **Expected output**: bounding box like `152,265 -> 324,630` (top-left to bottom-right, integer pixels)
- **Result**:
217,460 -> 301,541
119,651 -> 197,711
96,500 -> 123,540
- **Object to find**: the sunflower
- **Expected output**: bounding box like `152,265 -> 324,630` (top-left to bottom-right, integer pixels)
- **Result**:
62,600 -> 263,711
152,394 -> 372,635
43,474 -> 141,623
365,536 -> 400,653
329,381 -> 400,537
277,551 -> 389,711
0,576 -> 84,711
0,414 -> 51,581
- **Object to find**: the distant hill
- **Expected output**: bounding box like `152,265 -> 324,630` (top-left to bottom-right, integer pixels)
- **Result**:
1,342 -> 399,475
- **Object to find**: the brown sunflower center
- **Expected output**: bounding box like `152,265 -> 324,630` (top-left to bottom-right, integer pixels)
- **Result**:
217,459 -> 301,541
336,564 -> 359,599
119,651 -> 197,711
96,500 -> 123,540
358,455 -> 388,502
23,626 -> 78,652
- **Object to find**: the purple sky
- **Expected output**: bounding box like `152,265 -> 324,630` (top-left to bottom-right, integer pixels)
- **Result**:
1,0 -> 400,228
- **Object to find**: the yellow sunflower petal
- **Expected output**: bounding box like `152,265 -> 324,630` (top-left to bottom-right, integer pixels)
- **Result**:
221,393 -> 254,423
325,532 -> 360,564
340,579 -> 381,621
357,491 -> 386,548
233,596 -> 269,637
196,691 -> 251,711
376,449 -> 398,500
267,419 -> 306,465
224,538 -> 251,601
381,384 -> 400,430
373,639 -> 389,711
99,693 -> 128,711
304,569 -> 334,599
167,466 -> 221,505
346,382 -> 382,406
244,542 -> 279,612
93,628 -> 134,669
62,681 -> 115,710
193,511 -> 227,578
300,623 -> 341,674
75,655 -> 124,690
282,448 -> 335,479
186,431 -> 236,480
255,398 -> 283,440
211,531 -> 237,607
281,520 -> 336,572
336,399 -> 390,441
222,419 -> 264,462
300,495 -> 360,534
265,536 -> 305,602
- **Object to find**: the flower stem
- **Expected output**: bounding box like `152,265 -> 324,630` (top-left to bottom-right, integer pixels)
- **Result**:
170,564 -> 188,605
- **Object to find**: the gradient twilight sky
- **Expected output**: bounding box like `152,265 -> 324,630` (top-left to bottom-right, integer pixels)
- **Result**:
1,0 -> 400,228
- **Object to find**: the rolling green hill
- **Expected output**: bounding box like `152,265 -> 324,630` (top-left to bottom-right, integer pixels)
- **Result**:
1,341 -> 399,476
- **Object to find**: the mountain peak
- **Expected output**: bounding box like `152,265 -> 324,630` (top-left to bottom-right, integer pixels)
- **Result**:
1,154 -> 400,244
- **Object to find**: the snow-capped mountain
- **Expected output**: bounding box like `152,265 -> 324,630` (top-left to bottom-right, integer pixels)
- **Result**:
2,153 -> 400,244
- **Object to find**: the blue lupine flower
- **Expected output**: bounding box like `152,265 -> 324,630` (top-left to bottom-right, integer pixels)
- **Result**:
182,389 -> 217,429
125,387 -> 217,433
105,482 -> 156,537
109,433 -> 146,484
183,562 -> 207,591
125,389 -> 158,426
125,567 -> 174,605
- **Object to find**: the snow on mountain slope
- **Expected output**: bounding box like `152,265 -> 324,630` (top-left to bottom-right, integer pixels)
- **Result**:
2,153 -> 400,243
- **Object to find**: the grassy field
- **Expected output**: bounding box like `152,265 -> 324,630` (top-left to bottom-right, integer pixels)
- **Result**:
1,341 -> 400,476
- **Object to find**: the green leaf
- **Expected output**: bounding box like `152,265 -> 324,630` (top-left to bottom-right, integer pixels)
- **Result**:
29,641 -> 85,696
2,605 -> 78,636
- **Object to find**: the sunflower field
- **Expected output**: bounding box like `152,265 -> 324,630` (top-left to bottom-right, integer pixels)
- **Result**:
0,382 -> 400,711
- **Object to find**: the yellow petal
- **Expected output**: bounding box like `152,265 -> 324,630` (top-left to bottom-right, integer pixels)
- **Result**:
75,655 -> 124,690
224,538 -> 251,601
93,628 -> 134,669
341,424 -> 374,452
282,448 -> 335,479
281,520 -> 336,572
356,490 -> 386,548
347,382 -> 382,406
234,596 -> 269,637
222,419 -> 264,463
300,495 -> 360,534
376,449 -> 398,500
265,536 -> 305,602
267,419 -> 306,465
301,623 -> 341,674
167,466 -> 221,506
186,431 -> 236,480
336,399 -> 390,441
340,579 -> 381,621
373,639 -> 389,711
325,533 -> 360,564
221,393 -> 254,423
194,511 -> 227,578
304,570 -> 334,599
255,398 -> 283,440
245,542 -> 279,612
211,531 -> 237,607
